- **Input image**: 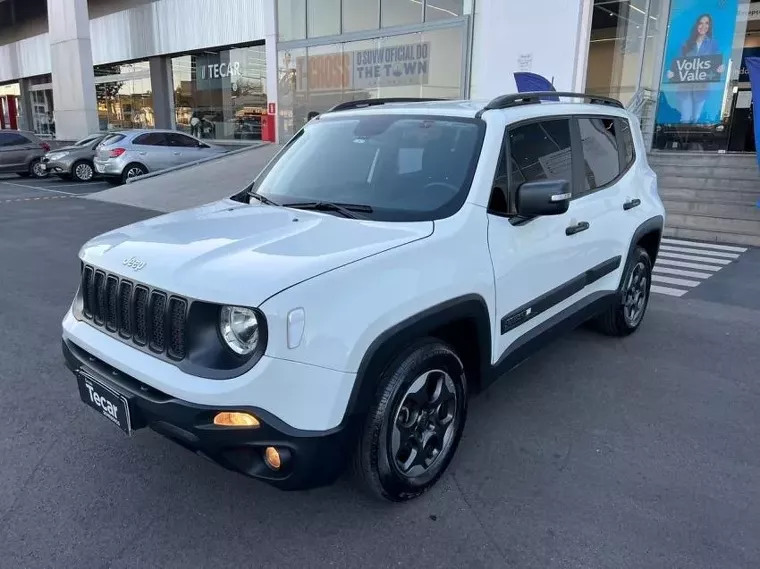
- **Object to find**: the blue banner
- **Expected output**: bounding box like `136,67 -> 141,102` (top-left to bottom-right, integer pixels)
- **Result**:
513,72 -> 559,101
655,0 -> 740,125
745,56 -> 760,172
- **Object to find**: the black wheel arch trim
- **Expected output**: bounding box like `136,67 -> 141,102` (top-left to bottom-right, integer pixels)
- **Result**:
344,294 -> 492,421
621,215 -> 664,289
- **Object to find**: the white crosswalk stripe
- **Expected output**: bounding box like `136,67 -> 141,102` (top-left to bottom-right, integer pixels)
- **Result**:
650,237 -> 750,298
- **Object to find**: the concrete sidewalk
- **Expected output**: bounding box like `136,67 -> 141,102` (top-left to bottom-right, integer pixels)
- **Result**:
86,143 -> 283,213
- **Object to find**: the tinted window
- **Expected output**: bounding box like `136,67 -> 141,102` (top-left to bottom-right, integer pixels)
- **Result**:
508,119 -> 573,187
0,132 -> 31,147
252,115 -> 483,222
578,117 -> 620,193
618,118 -> 635,167
133,133 -> 168,146
166,133 -> 200,148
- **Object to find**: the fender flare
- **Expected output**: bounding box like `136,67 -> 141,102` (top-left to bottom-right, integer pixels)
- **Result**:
343,294 -> 492,421
620,215 -> 664,290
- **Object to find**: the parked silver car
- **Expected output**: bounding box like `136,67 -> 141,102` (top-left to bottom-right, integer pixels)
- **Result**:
41,133 -> 107,182
93,129 -> 227,185
0,130 -> 51,178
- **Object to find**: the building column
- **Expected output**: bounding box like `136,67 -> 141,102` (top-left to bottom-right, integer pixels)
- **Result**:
47,0 -> 99,140
470,0 -> 592,99
149,56 -> 176,130
264,0 -> 280,143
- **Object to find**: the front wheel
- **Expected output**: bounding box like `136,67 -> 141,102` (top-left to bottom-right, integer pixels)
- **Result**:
594,246 -> 652,336
352,338 -> 468,502
71,160 -> 95,182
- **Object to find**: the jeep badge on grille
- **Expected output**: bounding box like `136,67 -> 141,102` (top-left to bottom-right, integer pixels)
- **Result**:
123,256 -> 146,271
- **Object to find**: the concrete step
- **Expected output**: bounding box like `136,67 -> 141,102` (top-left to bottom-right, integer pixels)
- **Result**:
659,186 -> 759,205
653,164 -> 760,180
648,152 -> 758,168
662,199 -> 760,222
665,212 -> 760,237
663,226 -> 760,248
657,175 -> 760,191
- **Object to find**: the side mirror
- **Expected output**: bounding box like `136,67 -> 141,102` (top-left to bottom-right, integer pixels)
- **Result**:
515,180 -> 571,217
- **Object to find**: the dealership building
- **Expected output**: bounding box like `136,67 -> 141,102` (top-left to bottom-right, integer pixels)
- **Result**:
0,0 -> 759,154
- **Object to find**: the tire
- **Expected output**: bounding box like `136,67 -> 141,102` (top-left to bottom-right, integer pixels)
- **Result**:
352,338 -> 468,502
71,160 -> 95,182
594,246 -> 652,337
121,163 -> 147,184
29,159 -> 48,178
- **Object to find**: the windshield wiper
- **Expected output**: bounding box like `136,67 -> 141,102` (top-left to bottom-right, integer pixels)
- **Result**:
246,190 -> 280,207
285,201 -> 373,219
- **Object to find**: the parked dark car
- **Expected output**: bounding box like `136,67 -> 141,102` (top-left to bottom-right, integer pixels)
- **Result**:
41,133 -> 108,182
0,130 -> 51,178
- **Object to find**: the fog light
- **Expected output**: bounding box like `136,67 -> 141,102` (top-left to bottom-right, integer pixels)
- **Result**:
213,412 -> 260,427
264,446 -> 281,470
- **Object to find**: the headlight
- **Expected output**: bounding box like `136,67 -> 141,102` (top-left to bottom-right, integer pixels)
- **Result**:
48,151 -> 69,160
219,306 -> 260,355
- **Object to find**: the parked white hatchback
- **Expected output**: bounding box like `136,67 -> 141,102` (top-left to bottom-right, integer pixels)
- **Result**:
62,93 -> 665,501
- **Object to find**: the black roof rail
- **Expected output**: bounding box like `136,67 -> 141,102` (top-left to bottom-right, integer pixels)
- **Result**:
476,91 -> 624,117
326,97 -> 445,113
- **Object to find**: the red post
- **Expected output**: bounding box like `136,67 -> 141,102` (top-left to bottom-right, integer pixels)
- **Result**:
7,96 -> 18,129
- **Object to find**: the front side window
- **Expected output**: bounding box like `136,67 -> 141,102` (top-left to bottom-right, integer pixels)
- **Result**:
577,117 -> 620,193
509,119 -> 574,187
252,115 -> 484,221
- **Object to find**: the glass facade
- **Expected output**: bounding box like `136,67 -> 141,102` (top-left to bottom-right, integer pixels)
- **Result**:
171,45 -> 267,141
276,0 -> 469,140
95,62 -> 154,132
586,0 -> 757,153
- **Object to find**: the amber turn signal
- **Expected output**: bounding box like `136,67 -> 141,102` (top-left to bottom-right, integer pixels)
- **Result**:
213,412 -> 260,427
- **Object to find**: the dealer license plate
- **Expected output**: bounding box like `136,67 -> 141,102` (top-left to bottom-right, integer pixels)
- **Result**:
76,369 -> 132,435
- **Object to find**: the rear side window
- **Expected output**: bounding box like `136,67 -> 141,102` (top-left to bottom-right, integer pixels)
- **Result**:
0,132 -> 31,147
617,118 -> 635,168
577,117 -> 620,194
133,132 -> 168,146
508,119 -> 574,186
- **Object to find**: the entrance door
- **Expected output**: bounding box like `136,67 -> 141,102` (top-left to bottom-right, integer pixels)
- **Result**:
727,89 -> 755,153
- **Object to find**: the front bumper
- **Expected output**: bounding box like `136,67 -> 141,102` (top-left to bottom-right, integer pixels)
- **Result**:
63,338 -> 359,490
42,157 -> 75,174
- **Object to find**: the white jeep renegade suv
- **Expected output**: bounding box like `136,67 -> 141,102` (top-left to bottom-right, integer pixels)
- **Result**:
62,92 -> 665,502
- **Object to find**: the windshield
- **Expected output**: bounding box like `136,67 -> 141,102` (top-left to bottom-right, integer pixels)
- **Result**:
252,114 -> 484,222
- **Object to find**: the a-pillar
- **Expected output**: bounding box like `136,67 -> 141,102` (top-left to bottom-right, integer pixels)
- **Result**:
149,56 -> 176,130
47,0 -> 99,140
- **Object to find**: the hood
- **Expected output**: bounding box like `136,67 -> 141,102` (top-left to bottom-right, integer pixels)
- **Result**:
80,199 -> 433,306
49,144 -> 90,154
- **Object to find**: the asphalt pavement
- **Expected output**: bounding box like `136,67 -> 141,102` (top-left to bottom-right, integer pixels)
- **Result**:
1,174 -> 759,568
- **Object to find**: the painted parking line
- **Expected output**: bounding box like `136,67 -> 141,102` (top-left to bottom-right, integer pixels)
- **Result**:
0,180 -> 78,195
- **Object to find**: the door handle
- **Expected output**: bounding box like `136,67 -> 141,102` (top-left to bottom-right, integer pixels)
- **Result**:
566,221 -> 590,236
138,152 -> 147,156
623,198 -> 641,211
172,152 -> 181,155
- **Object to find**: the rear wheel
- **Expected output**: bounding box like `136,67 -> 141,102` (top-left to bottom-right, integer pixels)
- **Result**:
121,163 -> 147,184
71,160 -> 95,182
594,246 -> 652,336
352,338 -> 468,502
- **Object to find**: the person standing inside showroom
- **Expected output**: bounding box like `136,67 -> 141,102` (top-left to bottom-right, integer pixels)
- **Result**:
666,13 -> 725,123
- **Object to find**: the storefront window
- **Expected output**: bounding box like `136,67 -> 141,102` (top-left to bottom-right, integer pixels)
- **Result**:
95,62 -> 154,131
425,0 -> 465,22
653,0 -> 752,151
278,0 -> 307,41
172,45 -> 267,141
308,0 -> 340,37
30,89 -> 55,136
343,0 -> 380,32
277,25 -> 465,139
381,0 -> 424,27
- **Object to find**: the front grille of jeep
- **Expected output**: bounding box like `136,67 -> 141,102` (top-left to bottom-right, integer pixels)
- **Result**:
80,265 -> 188,360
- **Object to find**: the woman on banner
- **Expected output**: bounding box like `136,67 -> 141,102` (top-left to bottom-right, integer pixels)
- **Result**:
666,13 -> 725,123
